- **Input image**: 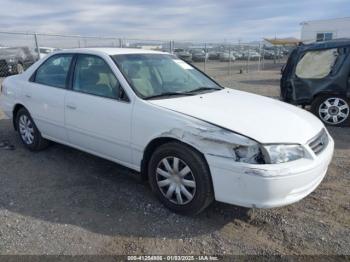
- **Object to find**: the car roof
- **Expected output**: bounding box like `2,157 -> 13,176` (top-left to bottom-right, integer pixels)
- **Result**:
299,38 -> 350,52
54,48 -> 168,56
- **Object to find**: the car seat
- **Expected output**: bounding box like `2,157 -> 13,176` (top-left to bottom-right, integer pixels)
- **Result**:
77,67 -> 113,98
126,63 -> 154,97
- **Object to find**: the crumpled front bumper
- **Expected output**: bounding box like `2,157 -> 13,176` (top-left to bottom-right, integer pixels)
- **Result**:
206,135 -> 334,208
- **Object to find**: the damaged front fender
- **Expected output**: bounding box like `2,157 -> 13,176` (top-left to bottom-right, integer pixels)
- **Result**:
159,121 -> 261,162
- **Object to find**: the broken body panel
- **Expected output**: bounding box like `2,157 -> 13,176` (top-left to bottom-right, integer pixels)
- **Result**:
281,39 -> 350,105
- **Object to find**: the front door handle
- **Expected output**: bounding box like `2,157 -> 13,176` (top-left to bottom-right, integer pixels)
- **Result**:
25,94 -> 31,98
66,105 -> 77,110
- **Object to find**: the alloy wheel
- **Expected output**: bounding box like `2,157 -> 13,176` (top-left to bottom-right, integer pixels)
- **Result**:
319,97 -> 349,125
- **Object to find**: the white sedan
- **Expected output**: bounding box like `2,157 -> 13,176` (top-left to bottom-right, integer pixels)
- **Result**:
0,48 -> 334,215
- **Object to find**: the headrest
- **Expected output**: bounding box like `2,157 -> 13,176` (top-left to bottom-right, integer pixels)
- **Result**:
125,63 -> 141,79
79,68 -> 99,85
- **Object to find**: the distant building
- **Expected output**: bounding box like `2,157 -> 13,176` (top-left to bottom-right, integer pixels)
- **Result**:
300,17 -> 350,43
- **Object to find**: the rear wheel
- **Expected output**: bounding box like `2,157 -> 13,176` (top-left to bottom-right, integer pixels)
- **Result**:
16,108 -> 50,151
148,142 -> 214,215
311,95 -> 350,127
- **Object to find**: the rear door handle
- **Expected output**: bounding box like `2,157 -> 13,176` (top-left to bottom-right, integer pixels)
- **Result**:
66,105 -> 77,110
25,94 -> 31,98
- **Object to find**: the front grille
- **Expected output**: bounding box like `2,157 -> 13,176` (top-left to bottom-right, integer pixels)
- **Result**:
309,129 -> 329,155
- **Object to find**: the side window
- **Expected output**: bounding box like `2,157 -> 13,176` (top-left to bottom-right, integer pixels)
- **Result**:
295,48 -> 338,79
316,33 -> 324,42
34,54 -> 73,88
316,32 -> 333,42
73,55 -> 122,100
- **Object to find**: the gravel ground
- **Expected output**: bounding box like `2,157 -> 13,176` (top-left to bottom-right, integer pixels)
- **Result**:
0,62 -> 349,256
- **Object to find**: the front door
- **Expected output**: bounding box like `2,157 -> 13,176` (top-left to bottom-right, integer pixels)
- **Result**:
64,54 -> 133,166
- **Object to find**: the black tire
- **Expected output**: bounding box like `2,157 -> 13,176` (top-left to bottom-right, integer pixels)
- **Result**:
311,94 -> 350,127
148,142 -> 214,215
15,108 -> 50,151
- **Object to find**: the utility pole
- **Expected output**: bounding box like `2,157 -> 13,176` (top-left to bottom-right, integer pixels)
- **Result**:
34,33 -> 40,61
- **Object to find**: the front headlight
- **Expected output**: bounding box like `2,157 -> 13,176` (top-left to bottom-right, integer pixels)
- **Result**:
233,144 -> 265,164
263,144 -> 305,164
186,121 -> 305,165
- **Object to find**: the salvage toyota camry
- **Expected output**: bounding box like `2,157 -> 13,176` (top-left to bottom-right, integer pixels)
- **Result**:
0,48 -> 334,215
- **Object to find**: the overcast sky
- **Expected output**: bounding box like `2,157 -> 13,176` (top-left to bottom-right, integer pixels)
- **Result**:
1,0 -> 349,41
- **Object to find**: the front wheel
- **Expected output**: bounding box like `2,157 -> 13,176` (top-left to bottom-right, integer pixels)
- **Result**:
148,142 -> 214,215
311,95 -> 350,127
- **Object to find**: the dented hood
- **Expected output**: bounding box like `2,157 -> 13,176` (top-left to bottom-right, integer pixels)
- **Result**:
148,88 -> 324,144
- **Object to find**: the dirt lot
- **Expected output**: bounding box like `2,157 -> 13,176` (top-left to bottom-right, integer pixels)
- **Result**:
0,61 -> 349,256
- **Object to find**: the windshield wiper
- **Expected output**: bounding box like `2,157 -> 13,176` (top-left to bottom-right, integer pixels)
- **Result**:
184,86 -> 222,94
145,91 -> 194,100
145,87 -> 222,100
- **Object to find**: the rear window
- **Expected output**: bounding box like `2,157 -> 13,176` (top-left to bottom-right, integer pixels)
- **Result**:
295,48 -> 338,79
34,54 -> 73,88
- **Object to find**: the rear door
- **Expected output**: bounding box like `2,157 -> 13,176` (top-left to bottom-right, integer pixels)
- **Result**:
64,54 -> 133,166
25,53 -> 73,142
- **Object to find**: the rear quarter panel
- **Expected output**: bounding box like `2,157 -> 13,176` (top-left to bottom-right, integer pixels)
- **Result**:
0,76 -> 24,118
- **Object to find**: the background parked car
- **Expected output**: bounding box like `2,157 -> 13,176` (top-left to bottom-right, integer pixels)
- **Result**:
263,50 -> 283,60
173,48 -> 192,62
190,49 -> 208,62
219,52 -> 236,62
0,47 -> 36,76
35,47 -> 61,59
281,39 -> 350,126
208,51 -> 220,60
263,50 -> 275,60
242,51 -> 261,60
231,51 -> 243,60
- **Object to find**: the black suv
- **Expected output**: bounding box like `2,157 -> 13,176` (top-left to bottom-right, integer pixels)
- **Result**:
0,47 -> 37,76
281,39 -> 350,126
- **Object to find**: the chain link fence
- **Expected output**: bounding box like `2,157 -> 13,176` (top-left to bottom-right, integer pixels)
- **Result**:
0,31 -> 291,80
171,40 -> 290,81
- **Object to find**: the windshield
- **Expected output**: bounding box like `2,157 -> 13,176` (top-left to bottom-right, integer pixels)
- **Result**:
111,53 -> 221,99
